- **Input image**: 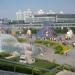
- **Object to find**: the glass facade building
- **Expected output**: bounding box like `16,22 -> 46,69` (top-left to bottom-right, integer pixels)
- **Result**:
0,11 -> 75,29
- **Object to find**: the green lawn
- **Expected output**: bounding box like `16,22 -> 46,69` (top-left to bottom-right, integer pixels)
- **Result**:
0,58 -> 74,75
17,38 -> 27,43
31,59 -> 58,69
0,58 -> 59,75
41,72 -> 54,75
34,39 -> 71,54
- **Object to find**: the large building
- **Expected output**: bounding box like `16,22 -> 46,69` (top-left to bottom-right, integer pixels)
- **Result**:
0,9 -> 75,29
16,9 -> 33,21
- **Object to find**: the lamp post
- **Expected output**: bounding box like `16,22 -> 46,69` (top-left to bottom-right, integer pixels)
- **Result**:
19,31 -> 21,36
45,31 -> 48,40
14,65 -> 16,73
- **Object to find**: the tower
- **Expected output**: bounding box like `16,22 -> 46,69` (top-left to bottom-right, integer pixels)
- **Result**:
16,10 -> 23,20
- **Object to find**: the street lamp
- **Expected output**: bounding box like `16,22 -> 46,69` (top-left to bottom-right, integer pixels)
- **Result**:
27,29 -> 32,37
45,31 -> 48,40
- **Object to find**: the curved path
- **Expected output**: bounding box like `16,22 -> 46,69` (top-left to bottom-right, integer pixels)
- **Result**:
37,47 -> 75,67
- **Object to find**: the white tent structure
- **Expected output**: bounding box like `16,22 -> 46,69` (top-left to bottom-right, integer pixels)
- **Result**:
65,29 -> 73,39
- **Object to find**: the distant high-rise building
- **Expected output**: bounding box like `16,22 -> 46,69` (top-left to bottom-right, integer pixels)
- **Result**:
23,11 -> 26,20
16,9 -> 64,21
48,10 -> 56,14
16,10 -> 23,20
16,9 -> 33,20
26,9 -> 32,17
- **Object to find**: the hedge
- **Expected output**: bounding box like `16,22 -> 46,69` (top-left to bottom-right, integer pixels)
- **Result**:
34,40 -> 59,47
0,59 -> 74,75
0,52 -> 11,58
54,45 -> 71,54
31,59 -> 58,69
17,38 -> 27,43
0,58 -> 60,75
41,71 -> 54,75
0,59 -> 34,74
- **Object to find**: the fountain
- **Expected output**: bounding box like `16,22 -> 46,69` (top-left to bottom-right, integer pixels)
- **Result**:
0,34 -> 23,53
22,45 -> 42,64
19,29 -> 43,64
0,33 -> 42,63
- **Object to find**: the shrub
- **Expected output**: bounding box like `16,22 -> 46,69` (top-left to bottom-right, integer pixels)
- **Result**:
17,38 -> 27,43
54,45 -> 70,54
34,40 -> 43,44
34,40 -> 59,47
41,71 -> 54,75
0,60 -> 14,71
43,40 -> 50,45
15,65 -> 32,74
54,45 -> 63,54
61,45 -> 70,53
31,59 -> 58,69
49,41 -> 59,47
63,65 -> 75,72
32,67 -> 42,75
0,52 -> 11,58
0,60 -> 32,74
0,58 -> 69,75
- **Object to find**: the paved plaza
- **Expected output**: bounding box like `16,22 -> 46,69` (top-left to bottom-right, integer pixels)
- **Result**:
0,70 -> 30,75
56,70 -> 75,75
38,46 -> 75,67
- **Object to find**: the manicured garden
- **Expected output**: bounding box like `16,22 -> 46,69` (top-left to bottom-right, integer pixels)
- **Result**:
0,52 -> 20,62
0,58 -> 61,75
0,58 -> 75,75
31,59 -> 58,69
34,40 -> 60,47
0,52 -> 11,58
34,40 -> 71,54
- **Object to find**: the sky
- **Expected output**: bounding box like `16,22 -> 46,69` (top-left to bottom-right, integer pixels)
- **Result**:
0,0 -> 75,19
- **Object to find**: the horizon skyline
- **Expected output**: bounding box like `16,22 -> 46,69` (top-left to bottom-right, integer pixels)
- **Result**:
0,0 -> 75,19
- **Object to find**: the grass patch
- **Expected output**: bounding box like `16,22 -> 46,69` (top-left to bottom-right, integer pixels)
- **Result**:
0,52 -> 11,58
31,59 -> 58,69
34,40 -> 71,55
34,40 -> 60,47
17,38 -> 27,43
0,58 -> 74,75
54,45 -> 71,54
0,58 -> 60,75
41,71 -> 54,75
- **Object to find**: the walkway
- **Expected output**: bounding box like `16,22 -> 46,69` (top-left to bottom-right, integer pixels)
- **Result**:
56,70 -> 75,75
37,47 -> 75,67
0,70 -> 30,75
